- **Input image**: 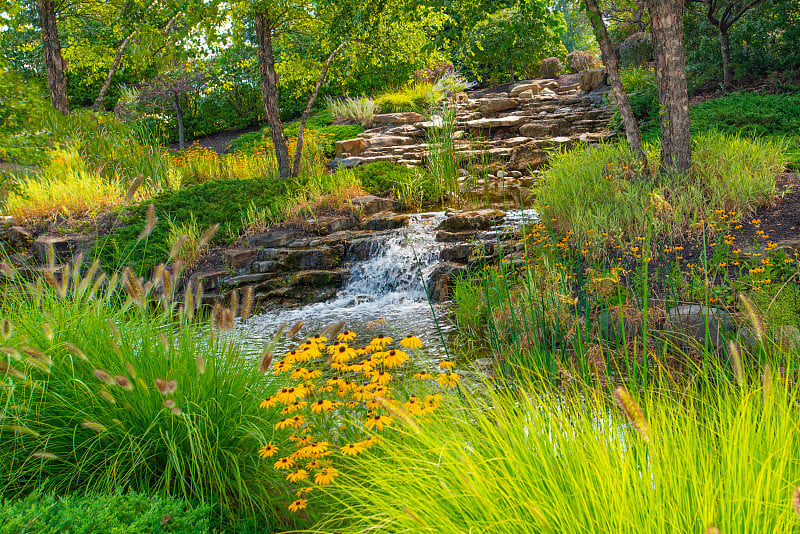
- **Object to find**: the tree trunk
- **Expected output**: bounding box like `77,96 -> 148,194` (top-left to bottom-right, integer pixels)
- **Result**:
173,94 -> 185,150
647,0 -> 692,174
254,12 -> 291,180
292,41 -> 347,177
584,0 -> 647,168
509,64 -> 515,84
719,26 -> 733,89
93,31 -> 135,112
37,0 -> 68,115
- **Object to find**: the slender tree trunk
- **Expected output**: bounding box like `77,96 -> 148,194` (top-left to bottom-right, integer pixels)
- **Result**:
584,0 -> 647,168
93,31 -> 135,112
254,12 -> 291,180
292,41 -> 347,177
647,0 -> 692,174
509,64 -> 515,84
37,0 -> 68,115
719,25 -> 733,89
173,94 -> 185,150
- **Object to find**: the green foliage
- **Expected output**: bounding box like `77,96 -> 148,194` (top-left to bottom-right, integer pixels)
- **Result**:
326,96 -> 379,126
321,368 -> 800,533
229,114 -> 363,156
375,83 -> 442,113
0,275 -> 292,527
0,61 -> 50,163
460,0 -> 567,84
96,177 -> 288,274
538,133 -> 785,244
609,67 -> 659,136
352,161 -> 438,204
0,491 -> 211,534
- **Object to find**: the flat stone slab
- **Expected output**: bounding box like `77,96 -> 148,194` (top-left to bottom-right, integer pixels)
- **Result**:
466,116 -> 526,129
32,235 -> 94,264
372,112 -> 425,125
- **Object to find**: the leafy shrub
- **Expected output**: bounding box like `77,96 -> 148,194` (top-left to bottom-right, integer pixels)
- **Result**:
326,96 -> 379,127
566,50 -> 600,73
375,83 -> 441,113
618,32 -> 653,68
0,491 -> 211,534
432,73 -> 474,96
538,57 -> 564,78
230,115 -> 363,157
0,271 -> 293,527
609,68 -> 659,137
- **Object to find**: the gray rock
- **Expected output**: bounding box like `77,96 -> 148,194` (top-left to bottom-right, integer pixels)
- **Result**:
32,235 -> 94,264
248,227 -> 305,248
440,242 -> 496,264
302,216 -> 355,236
1,226 -> 33,251
481,98 -> 518,114
325,157 -> 363,169
426,262 -> 468,302
359,213 -> 409,231
349,195 -> 397,216
438,209 -> 505,232
289,269 -> 349,287
580,68 -> 607,92
223,248 -> 258,270
466,116 -> 526,129
510,82 -> 541,96
667,304 -> 732,348
372,112 -> 425,125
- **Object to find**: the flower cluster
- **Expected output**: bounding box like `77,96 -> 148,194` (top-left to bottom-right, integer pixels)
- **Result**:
258,331 -> 457,513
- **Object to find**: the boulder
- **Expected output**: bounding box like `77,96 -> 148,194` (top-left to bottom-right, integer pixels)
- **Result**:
666,304 -> 732,348
325,157 -> 363,169
349,195 -> 396,216
248,227 -> 305,248
438,209 -> 505,232
283,246 -> 343,271
301,216 -> 355,236
334,138 -> 367,156
223,248 -> 258,270
510,82 -> 541,96
360,212 -> 409,231
480,98 -> 518,114
366,136 -> 416,148
436,230 -> 476,243
539,88 -> 557,96
32,235 -> 94,264
506,145 -> 549,172
518,89 -> 535,99
372,112 -> 425,125
580,68 -> 607,92
426,262 -> 468,302
466,116 -> 526,129
289,269 -> 349,287
440,242 -> 497,264
1,226 -> 33,252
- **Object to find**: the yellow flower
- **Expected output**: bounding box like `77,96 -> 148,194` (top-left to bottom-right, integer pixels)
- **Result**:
259,396 -> 278,409
331,344 -> 357,363
340,442 -> 367,456
286,469 -> 309,483
413,373 -> 435,379
280,401 -> 307,414
274,360 -> 293,375
290,367 -> 310,380
314,467 -> 338,486
369,370 -> 393,385
258,443 -> 279,458
288,498 -> 307,512
310,399 -> 334,413
437,372 -> 460,388
273,457 -> 295,470
337,331 -> 356,342
382,349 -> 408,368
404,396 -> 425,415
399,335 -> 422,349
437,360 -> 455,369
370,336 -> 392,348
298,441 -> 330,458
364,413 -> 393,431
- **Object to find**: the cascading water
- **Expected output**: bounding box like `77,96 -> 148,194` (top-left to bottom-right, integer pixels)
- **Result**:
244,209 -> 537,355
246,212 -> 453,354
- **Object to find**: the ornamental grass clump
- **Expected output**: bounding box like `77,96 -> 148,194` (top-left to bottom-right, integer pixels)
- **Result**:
256,329 -> 458,515
0,258 -> 293,528
319,366 -> 800,533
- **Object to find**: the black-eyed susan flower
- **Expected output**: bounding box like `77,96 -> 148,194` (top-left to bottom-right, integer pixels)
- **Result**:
286,468 -> 309,483
404,396 -> 424,415
413,372 -> 435,380
399,335 -> 422,349
370,370 -> 392,385
340,442 -> 367,456
280,401 -> 307,414
370,336 -> 392,348
382,349 -> 408,368
337,331 -> 356,342
332,344 -> 357,363
288,498 -> 307,512
273,457 -> 295,470
437,372 -> 460,388
437,360 -> 455,369
310,399 -> 334,413
274,360 -> 293,375
364,413 -> 393,431
258,443 -> 279,458
314,467 -> 338,486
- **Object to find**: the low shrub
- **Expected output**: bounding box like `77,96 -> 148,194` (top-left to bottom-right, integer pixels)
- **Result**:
375,83 -> 442,113
618,31 -> 654,68
0,491 -> 211,534
351,161 -> 440,206
565,50 -> 600,73
230,115 -> 363,157
609,67 -> 660,136
538,57 -> 564,78
414,61 -> 456,84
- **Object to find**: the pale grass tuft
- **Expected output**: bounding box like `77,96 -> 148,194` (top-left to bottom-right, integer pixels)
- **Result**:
613,386 -> 651,444
728,340 -> 743,386
80,420 -> 107,433
0,261 -> 14,280
241,287 -> 254,320
123,267 -> 146,306
0,346 -> 22,360
793,486 -> 800,519
124,174 -> 146,204
195,354 -> 206,374
738,294 -> 764,344
229,290 -> 239,318
1,319 -> 13,340
286,321 -> 304,339
63,342 -> 88,361
42,322 -> 54,342
138,204 -> 158,240
32,451 -> 58,461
